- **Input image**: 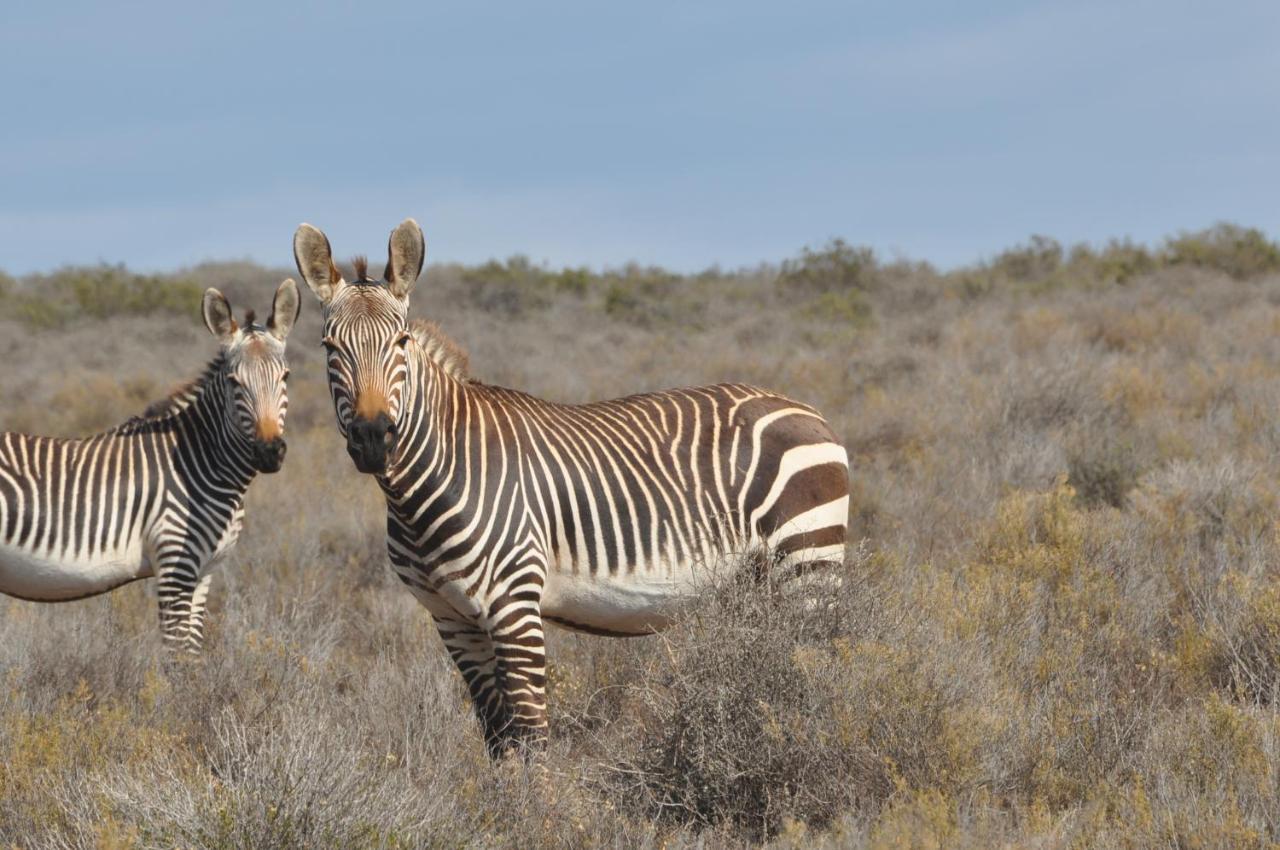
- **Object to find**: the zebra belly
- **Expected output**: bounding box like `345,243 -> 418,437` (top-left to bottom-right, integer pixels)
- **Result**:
541,559 -> 722,635
539,496 -> 849,635
0,540 -> 149,602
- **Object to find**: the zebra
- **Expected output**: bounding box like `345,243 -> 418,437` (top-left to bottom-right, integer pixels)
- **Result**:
295,220 -> 849,755
0,279 -> 300,654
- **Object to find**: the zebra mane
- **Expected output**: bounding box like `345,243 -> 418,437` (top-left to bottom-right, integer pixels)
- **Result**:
109,353 -> 227,434
409,319 -> 470,380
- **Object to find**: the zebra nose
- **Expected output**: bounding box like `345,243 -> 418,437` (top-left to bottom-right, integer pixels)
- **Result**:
252,437 -> 287,473
348,413 -> 395,473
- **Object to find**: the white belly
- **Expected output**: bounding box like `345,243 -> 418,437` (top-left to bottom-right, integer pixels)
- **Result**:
0,539 -> 149,602
541,557 -> 727,634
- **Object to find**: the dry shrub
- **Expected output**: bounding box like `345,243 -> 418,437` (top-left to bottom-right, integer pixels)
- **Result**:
997,352 -> 1101,433
1,372 -> 159,436
1218,577 -> 1280,704
1135,459 -> 1276,556
99,685 -> 468,848
607,552 -> 999,840
1082,303 -> 1203,356
1066,438 -> 1141,509
617,574 -> 874,837
964,481 -> 1175,805
1099,695 -> 1280,849
1065,411 -> 1147,509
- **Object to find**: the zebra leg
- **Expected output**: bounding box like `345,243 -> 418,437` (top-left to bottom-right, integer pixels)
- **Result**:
183,572 -> 215,654
489,612 -> 549,753
156,560 -> 201,655
435,618 -> 515,757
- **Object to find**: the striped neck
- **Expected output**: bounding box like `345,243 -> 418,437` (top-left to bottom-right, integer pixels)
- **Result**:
182,368 -> 259,489
378,341 -> 460,505
114,353 -> 258,488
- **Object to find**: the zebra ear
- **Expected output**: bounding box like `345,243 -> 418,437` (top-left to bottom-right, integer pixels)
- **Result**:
268,278 -> 301,341
202,288 -> 238,342
384,218 -> 425,299
294,223 -> 344,305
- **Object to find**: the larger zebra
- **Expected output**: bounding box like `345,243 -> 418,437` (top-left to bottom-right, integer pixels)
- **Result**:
0,280 -> 300,653
295,220 -> 849,754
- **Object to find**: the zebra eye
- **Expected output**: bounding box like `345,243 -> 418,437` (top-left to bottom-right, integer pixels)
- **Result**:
281,370 -> 291,382
396,331 -> 412,348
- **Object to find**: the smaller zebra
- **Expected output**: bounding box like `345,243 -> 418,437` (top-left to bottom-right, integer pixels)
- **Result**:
0,280 -> 300,653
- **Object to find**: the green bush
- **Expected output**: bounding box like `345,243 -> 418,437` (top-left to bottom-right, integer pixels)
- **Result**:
600,265 -> 700,327
778,240 -> 879,328
801,288 -> 873,327
5,295 -> 65,328
1067,239 -> 1157,285
991,235 -> 1063,284
554,266 -> 592,297
460,256 -> 592,317
779,239 -> 879,295
1164,223 -> 1280,280
1,265 -> 203,328
461,256 -> 556,317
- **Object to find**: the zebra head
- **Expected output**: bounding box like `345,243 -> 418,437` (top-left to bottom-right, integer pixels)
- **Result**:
200,279 -> 300,473
293,219 -> 425,475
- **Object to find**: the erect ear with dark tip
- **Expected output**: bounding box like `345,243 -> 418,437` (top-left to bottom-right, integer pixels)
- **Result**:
202,288 -> 238,342
268,278 -> 301,341
384,218 -> 425,299
293,223 -> 344,305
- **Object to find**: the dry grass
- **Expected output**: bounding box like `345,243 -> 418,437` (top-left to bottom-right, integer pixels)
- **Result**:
2,226 -> 1280,847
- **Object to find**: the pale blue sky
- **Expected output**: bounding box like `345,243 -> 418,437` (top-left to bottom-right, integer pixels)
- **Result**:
2,1 -> 1277,274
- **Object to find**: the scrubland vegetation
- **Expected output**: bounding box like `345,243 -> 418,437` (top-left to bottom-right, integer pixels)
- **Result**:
3,223 -> 1280,848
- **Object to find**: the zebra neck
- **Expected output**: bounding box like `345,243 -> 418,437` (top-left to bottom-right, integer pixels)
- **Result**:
379,346 -> 464,508
179,379 -> 258,490
120,356 -> 258,491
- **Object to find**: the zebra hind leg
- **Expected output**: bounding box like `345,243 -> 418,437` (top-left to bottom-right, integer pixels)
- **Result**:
780,539 -> 867,614
734,544 -> 848,615
734,545 -> 842,591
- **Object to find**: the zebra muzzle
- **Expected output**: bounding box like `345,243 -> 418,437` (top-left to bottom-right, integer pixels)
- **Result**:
347,413 -> 396,474
251,437 -> 287,473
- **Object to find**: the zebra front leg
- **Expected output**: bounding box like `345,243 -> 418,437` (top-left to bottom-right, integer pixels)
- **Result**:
436,618 -> 516,757
436,615 -> 549,756
183,572 -> 215,653
156,560 -> 202,655
489,608 -> 549,754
